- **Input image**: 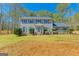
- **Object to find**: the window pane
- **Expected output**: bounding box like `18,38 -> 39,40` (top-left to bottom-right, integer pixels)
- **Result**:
44,20 -> 49,23
25,20 -> 27,23
21,20 -> 24,24
24,20 -> 26,24
36,20 -> 41,23
21,20 -> 27,24
28,20 -> 34,23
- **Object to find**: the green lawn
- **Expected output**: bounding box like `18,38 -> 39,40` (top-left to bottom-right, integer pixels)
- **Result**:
0,34 -> 79,48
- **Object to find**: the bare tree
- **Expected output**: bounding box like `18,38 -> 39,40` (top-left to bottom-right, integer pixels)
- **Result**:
56,3 -> 70,22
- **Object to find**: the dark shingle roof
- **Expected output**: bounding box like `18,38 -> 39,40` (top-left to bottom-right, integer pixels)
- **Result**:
53,22 -> 70,28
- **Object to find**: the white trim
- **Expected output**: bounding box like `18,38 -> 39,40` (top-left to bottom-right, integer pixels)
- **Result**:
20,17 -> 52,20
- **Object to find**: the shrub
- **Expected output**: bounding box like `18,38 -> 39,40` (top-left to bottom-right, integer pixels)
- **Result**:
76,26 -> 79,30
14,28 -> 22,36
29,28 -> 35,35
43,28 -> 48,34
68,28 -> 74,34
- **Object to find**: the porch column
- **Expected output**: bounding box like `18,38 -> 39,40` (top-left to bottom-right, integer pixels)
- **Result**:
27,26 -> 29,34
41,26 -> 44,34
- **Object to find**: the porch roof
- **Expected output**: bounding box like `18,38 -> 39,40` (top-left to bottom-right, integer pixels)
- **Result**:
53,22 -> 70,28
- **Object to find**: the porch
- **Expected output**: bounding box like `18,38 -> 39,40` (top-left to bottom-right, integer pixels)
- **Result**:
22,25 -> 52,35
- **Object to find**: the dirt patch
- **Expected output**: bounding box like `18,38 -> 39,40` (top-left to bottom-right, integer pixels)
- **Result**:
0,40 -> 79,56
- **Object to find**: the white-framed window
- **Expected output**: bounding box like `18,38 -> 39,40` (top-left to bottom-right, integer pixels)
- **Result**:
21,20 -> 28,24
28,20 -> 34,23
44,19 -> 49,24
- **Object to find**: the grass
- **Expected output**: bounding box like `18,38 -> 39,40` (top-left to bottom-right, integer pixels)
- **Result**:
0,34 -> 22,47
0,34 -> 79,55
0,34 -> 79,47
0,35 -> 75,46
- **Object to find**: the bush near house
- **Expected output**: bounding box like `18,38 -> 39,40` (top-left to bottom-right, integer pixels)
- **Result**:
43,28 -> 48,34
76,26 -> 79,30
68,28 -> 74,34
14,28 -> 22,36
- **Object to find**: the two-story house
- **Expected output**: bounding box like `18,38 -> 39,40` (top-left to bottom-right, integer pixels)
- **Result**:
19,17 -> 53,35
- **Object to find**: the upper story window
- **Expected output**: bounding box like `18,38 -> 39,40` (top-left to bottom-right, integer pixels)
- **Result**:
44,20 -> 49,24
21,19 -> 34,24
21,19 -> 51,24
21,20 -> 28,24
36,20 -> 42,23
28,20 -> 34,23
